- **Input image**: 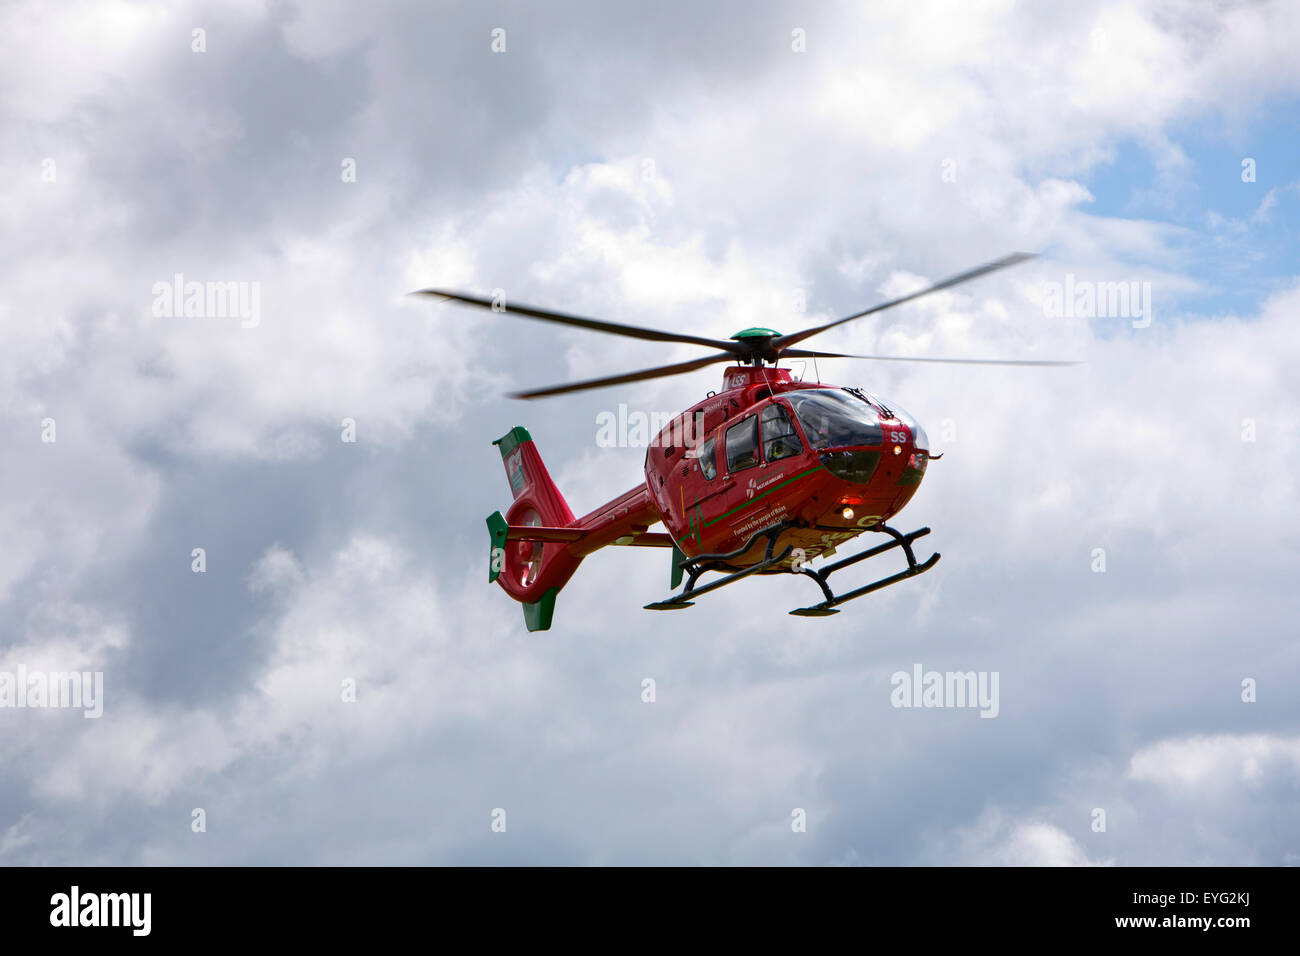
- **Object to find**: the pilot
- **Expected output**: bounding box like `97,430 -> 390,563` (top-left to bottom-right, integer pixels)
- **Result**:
809,414 -> 831,446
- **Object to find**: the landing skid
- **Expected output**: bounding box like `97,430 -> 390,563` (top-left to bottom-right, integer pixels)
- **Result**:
643,522 -> 939,616
788,525 -> 940,616
644,522 -> 794,611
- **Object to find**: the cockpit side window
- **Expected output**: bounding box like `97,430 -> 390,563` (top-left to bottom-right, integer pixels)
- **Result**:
760,403 -> 802,462
698,436 -> 717,480
725,416 -> 759,473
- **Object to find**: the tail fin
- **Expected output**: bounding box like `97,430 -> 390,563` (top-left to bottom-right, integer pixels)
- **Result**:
486,427 -> 583,631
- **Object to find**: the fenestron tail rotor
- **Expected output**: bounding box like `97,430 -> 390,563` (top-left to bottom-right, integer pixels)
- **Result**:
411,252 -> 1078,398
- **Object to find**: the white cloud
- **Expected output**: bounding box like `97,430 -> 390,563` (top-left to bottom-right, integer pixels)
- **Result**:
937,811 -> 1113,866
1129,733 -> 1300,791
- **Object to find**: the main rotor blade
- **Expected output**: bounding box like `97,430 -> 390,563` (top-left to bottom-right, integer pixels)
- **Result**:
781,347 -> 1080,367
510,352 -> 736,400
773,252 -> 1037,352
412,288 -> 740,353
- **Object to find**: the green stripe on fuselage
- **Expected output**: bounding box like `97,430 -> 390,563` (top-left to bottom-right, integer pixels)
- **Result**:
703,464 -> 822,529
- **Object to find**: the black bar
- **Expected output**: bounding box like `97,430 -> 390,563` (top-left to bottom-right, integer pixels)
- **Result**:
0,866 -> 1284,943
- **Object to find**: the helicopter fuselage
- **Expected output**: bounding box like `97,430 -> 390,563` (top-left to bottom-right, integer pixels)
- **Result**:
496,364 -> 933,612
638,365 -> 930,571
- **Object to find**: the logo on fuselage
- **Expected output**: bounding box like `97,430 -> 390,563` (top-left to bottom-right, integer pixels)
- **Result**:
745,472 -> 786,499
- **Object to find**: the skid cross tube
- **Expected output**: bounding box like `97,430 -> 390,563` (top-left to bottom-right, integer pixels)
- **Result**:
645,522 -> 794,610
789,525 -> 940,616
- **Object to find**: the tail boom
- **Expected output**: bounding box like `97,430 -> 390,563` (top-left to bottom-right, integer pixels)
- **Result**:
486,427 -> 662,631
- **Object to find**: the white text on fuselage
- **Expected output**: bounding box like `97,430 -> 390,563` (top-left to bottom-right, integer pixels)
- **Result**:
745,472 -> 786,498
731,503 -> 788,540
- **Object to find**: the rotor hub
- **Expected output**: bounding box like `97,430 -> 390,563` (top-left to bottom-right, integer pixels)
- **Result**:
729,328 -> 782,365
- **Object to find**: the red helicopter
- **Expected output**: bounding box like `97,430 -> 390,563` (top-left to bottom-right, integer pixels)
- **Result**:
415,253 -> 1075,630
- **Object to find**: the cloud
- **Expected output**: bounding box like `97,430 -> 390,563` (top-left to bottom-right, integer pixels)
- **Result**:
934,811 -> 1113,867
1129,733 -> 1300,791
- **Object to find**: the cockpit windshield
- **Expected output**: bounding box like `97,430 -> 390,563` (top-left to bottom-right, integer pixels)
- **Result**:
867,393 -> 930,452
784,389 -> 883,449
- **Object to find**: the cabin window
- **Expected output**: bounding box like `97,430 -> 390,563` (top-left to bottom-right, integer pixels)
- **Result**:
760,403 -> 802,462
698,437 -> 717,480
725,417 -> 759,473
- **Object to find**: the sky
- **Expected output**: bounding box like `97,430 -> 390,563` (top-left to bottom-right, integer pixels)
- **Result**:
0,0 -> 1297,865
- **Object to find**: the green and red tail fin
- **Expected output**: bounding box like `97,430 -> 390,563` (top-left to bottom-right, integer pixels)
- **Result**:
493,427 -> 569,508
486,427 -> 582,632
